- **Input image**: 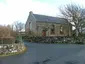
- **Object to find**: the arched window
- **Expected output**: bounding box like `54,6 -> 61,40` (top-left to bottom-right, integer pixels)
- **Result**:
50,24 -> 55,34
60,25 -> 63,34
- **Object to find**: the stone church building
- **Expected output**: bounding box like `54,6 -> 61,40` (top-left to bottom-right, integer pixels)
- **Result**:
25,11 -> 72,36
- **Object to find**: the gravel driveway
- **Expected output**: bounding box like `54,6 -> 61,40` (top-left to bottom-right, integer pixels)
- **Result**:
0,42 -> 85,64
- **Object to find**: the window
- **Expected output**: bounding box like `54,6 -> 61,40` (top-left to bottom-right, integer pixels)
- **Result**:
51,24 -> 55,34
29,22 -> 32,30
60,25 -> 63,34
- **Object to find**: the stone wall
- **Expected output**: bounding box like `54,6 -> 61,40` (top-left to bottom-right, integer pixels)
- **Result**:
0,43 -> 25,55
36,22 -> 72,36
23,36 -> 85,44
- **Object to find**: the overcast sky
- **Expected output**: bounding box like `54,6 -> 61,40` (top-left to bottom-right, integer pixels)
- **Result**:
0,0 -> 85,25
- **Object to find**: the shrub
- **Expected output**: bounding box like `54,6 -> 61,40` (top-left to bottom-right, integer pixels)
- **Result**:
0,37 -> 15,44
75,42 -> 84,44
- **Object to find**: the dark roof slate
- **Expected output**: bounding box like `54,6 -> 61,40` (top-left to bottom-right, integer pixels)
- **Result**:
33,14 -> 68,24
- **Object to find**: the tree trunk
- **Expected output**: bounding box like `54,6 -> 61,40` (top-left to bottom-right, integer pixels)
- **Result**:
76,30 -> 79,36
75,25 -> 80,37
75,26 -> 79,37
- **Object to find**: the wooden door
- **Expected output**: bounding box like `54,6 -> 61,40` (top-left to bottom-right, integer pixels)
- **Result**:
42,30 -> 46,36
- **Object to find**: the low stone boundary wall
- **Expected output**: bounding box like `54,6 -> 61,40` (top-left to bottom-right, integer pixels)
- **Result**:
23,36 -> 85,44
23,36 -> 72,43
0,43 -> 25,55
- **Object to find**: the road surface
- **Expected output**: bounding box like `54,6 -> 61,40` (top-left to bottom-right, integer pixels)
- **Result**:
0,42 -> 85,64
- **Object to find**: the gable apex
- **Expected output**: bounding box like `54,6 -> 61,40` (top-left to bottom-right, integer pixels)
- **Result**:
29,11 -> 33,15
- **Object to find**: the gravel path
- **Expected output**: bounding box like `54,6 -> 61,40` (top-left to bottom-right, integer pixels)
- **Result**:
0,42 -> 85,64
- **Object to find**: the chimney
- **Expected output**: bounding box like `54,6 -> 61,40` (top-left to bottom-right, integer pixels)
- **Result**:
29,11 -> 33,14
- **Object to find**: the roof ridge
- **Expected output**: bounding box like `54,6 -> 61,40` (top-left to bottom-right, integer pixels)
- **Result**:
33,14 -> 57,18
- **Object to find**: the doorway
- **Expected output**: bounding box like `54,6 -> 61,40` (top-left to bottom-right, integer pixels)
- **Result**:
42,30 -> 46,36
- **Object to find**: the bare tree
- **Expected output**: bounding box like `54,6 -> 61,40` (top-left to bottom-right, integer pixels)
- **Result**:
0,25 -> 11,37
13,21 -> 24,32
0,25 -> 15,44
13,21 -> 25,42
59,4 -> 85,36
7,25 -> 17,37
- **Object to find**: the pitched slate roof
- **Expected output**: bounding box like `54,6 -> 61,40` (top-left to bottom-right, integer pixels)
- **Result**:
33,14 -> 68,24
